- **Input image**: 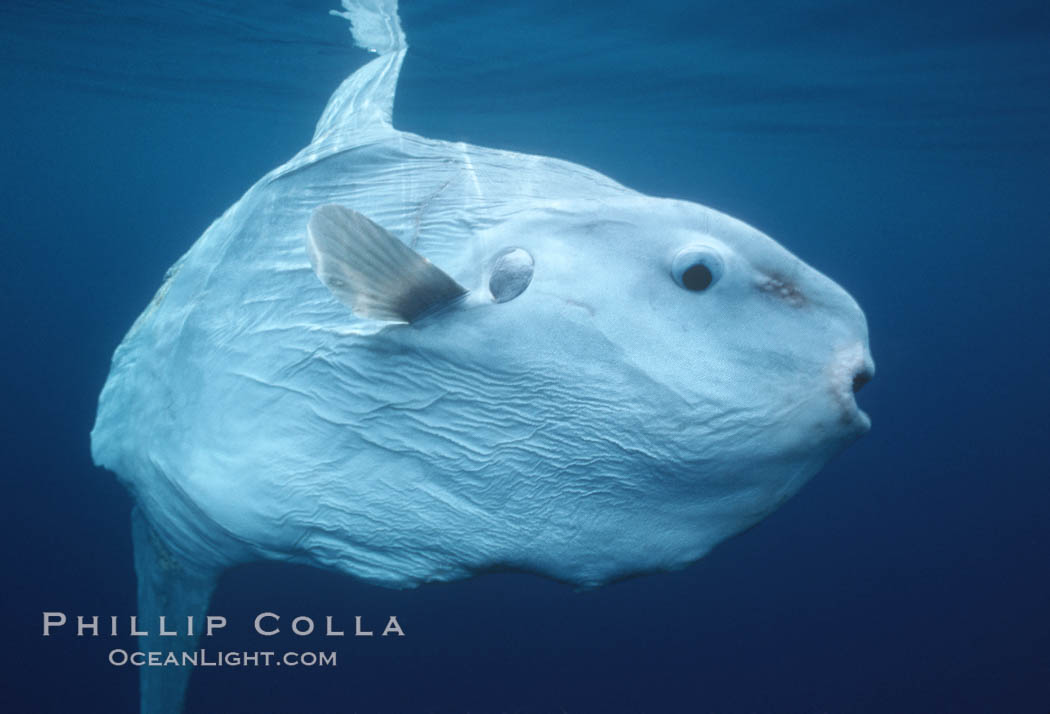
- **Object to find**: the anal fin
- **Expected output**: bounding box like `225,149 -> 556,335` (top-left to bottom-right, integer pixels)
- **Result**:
131,508 -> 219,714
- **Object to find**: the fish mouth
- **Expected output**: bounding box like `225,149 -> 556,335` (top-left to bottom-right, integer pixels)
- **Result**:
829,342 -> 874,432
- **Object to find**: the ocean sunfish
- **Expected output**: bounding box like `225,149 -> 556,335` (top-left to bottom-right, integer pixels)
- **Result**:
90,1 -> 873,711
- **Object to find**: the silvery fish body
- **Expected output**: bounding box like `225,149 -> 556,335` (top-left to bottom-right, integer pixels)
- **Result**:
90,1 -> 873,711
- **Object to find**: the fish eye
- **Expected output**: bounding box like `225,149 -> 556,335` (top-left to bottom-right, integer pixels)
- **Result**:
489,247 -> 534,303
671,247 -> 724,292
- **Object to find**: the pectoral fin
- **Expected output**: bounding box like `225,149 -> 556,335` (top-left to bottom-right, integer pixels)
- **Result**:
307,204 -> 467,323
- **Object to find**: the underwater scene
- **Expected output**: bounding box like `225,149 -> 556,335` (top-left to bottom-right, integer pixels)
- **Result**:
2,0 -> 1048,712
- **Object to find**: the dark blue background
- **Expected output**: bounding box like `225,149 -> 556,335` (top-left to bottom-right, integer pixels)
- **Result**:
2,1 -> 1047,711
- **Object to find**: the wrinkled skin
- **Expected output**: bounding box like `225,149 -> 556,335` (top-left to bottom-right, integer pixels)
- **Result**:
93,144 -> 872,588
90,4 -> 873,710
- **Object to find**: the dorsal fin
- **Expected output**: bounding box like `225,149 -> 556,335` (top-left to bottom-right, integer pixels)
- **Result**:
313,0 -> 407,142
307,204 -> 468,323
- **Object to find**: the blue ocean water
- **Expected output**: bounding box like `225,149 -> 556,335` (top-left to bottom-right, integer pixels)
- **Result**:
2,0 -> 1048,712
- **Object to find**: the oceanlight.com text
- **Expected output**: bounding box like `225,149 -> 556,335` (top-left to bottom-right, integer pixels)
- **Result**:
108,649 -> 337,668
